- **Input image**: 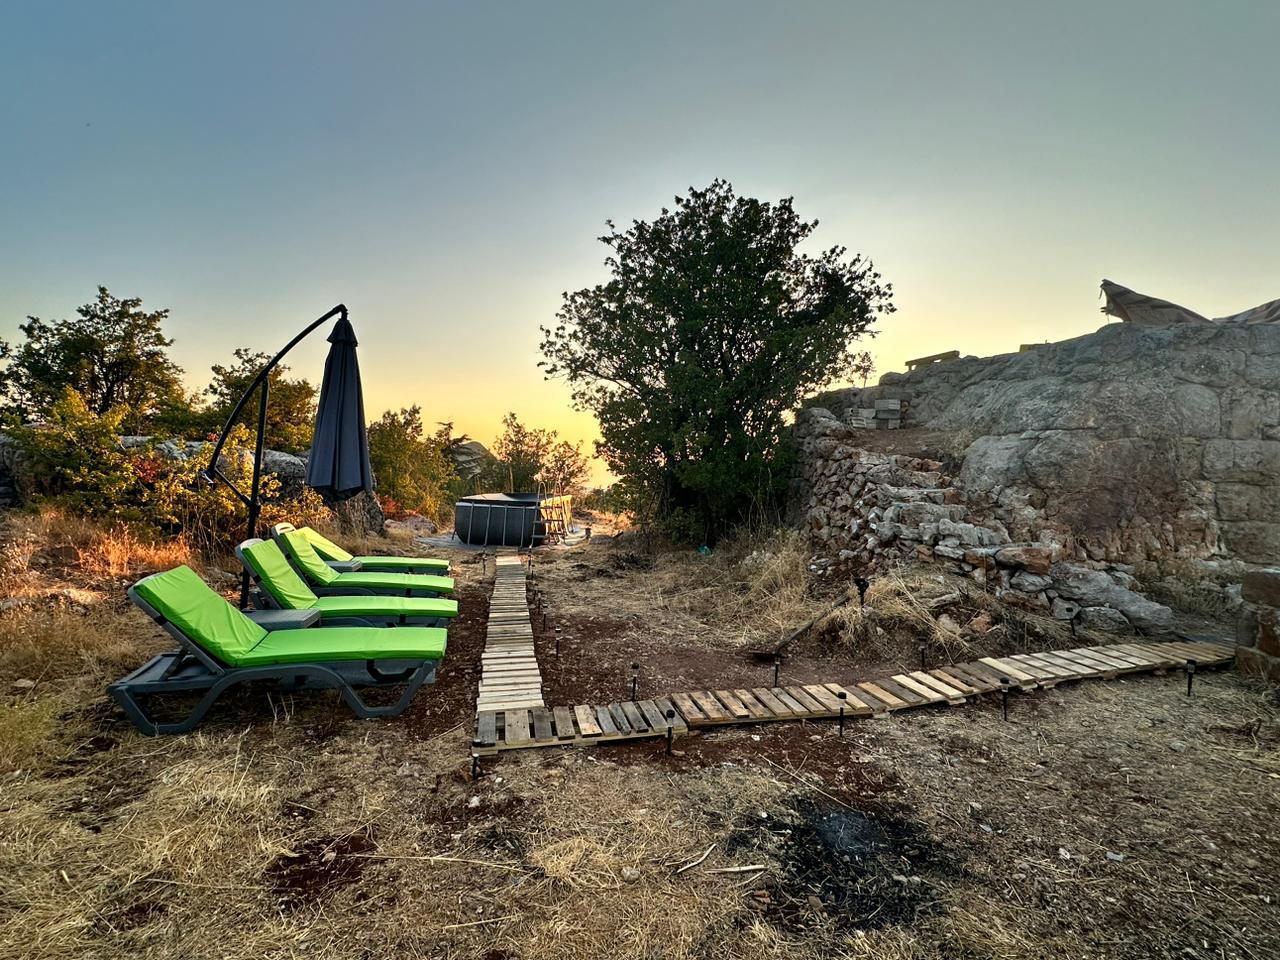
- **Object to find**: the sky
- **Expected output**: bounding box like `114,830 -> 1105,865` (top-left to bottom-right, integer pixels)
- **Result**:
2,2 -> 1278,485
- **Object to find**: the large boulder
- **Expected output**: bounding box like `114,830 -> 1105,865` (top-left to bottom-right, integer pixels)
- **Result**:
1048,561 -> 1173,633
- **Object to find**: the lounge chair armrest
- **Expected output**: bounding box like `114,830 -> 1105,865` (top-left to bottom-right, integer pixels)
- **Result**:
326,560 -> 362,573
245,608 -> 322,631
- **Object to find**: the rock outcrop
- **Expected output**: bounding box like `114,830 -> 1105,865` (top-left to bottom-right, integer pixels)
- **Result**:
809,318 -> 1280,572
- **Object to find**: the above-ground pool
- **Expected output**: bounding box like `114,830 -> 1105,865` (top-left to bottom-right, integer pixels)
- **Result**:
453,493 -> 572,547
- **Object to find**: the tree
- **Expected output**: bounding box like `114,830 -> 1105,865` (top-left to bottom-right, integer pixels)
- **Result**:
540,179 -> 893,542
852,350 -> 876,387
366,406 -> 461,523
203,348 -> 317,453
0,286 -> 185,433
487,412 -> 555,491
541,439 -> 590,495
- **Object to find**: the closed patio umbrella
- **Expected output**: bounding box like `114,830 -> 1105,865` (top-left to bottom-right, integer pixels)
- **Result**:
306,315 -> 373,500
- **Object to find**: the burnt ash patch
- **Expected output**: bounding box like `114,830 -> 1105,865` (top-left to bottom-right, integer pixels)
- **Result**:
266,831 -> 377,910
754,799 -> 959,933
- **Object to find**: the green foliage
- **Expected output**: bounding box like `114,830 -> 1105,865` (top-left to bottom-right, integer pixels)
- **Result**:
577,484 -> 624,514
542,439 -> 590,495
540,179 -> 893,543
201,348 -> 317,454
144,424 -> 329,553
475,413 -> 588,495
5,390 -> 144,517
367,406 -> 462,525
0,287 -> 185,433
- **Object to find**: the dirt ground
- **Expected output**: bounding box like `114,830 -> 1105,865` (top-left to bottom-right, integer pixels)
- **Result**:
2,515 -> 1279,959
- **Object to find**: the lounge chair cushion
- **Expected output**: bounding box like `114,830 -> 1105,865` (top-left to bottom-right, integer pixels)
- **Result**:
281,530 -> 454,594
133,566 -> 267,662
237,625 -> 447,665
240,539 -> 318,609
313,595 -> 458,619
293,526 -> 450,572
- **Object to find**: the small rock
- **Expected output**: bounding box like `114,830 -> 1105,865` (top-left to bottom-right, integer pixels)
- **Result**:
1106,851 -> 1127,863
467,795 -> 482,809
1169,740 -> 1188,753
620,866 -> 641,883
967,612 -> 994,635
1058,847 -> 1072,860
10,679 -> 36,690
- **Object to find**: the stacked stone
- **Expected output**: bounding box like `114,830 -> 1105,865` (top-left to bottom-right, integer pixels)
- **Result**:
1237,569 -> 1280,683
794,407 -> 1173,633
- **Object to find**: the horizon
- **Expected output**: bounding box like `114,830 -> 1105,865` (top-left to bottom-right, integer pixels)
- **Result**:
3,2 -> 1277,485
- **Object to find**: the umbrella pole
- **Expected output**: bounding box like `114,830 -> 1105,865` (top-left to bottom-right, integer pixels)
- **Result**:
239,379 -> 270,608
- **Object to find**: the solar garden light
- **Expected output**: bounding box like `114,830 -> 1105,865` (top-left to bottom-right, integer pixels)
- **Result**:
855,576 -> 870,608
665,709 -> 676,754
773,652 -> 782,687
837,691 -> 848,737
1186,659 -> 1197,696
1000,676 -> 1011,721
554,626 -> 560,659
471,752 -> 481,780
918,640 -> 928,671
630,662 -> 639,702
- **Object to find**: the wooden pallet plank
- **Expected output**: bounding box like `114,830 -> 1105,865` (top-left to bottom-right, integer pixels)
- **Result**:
621,701 -> 650,733
552,706 -> 577,741
908,671 -> 967,702
573,705 -> 602,737
689,691 -> 731,722
595,705 -> 621,738
928,669 -> 979,695
733,689 -> 774,718
784,686 -> 829,715
529,707 -> 555,742
669,692 -> 706,723
857,681 -> 907,710
1052,649 -> 1118,675
638,699 -> 669,732
821,684 -> 873,716
653,697 -> 688,734
943,663 -> 1002,692
504,709 -> 532,747
801,684 -> 845,713
713,690 -> 753,720
608,703 -> 634,734
474,711 -> 497,748
876,677 -> 928,705
1007,654 -> 1069,679
769,689 -> 809,716
979,657 -> 1038,686
889,674 -> 945,703
1038,651 -> 1105,676
751,687 -> 793,717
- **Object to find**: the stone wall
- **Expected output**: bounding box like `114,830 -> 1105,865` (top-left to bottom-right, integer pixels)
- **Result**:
1237,569 -> 1280,684
808,319 -> 1280,574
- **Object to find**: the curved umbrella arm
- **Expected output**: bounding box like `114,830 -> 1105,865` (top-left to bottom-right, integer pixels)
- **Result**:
202,303 -> 347,498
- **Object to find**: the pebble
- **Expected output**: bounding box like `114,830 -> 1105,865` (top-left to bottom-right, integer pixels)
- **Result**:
621,866 -> 641,883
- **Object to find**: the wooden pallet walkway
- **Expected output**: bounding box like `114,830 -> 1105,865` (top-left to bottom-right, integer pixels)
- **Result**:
472,638 -> 1235,756
475,553 -> 544,712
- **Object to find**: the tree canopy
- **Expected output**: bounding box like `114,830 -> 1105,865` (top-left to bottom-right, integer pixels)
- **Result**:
540,179 -> 893,541
0,286 -> 185,433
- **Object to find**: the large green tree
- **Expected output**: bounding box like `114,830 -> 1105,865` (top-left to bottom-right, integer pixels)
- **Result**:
540,180 -> 893,542
201,348 -> 318,453
367,406 -> 463,523
1,286 -> 185,433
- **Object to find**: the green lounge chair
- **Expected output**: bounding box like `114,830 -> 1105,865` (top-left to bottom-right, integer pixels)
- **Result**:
273,528 -> 455,598
237,537 -> 458,627
110,566 -> 446,735
273,522 -> 449,574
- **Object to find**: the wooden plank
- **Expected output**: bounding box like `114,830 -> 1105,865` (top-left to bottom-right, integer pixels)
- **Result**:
1063,648 -> 1131,672
770,688 -> 810,716
801,684 -> 845,713
876,677 -> 928,705
823,683 -> 873,715
943,663 -> 1002,692
784,686 -> 829,715
620,701 -> 650,733
1050,649 -> 1117,675
979,657 -> 1038,685
1108,644 -> 1174,666
654,697 -> 688,734
474,711 -> 497,748
733,689 -> 774,718
857,681 -> 907,710
908,671 -> 967,702
751,687 -> 793,717
689,691 -> 731,722
608,703 -> 634,734
637,699 -> 669,731
529,707 -> 555,742
713,690 -> 752,720
573,705 -> 602,737
669,692 -> 706,723
928,669 -> 979,696
1038,651 -> 1105,676
504,709 -> 531,747
595,705 -> 621,739
889,675 -> 945,703
1008,654 -> 1070,679
552,706 -> 577,740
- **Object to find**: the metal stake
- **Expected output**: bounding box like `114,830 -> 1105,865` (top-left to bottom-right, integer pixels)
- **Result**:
837,691 -> 848,737
773,654 -> 781,688
855,576 -> 870,608
1000,677 -> 1010,721
471,754 -> 480,780
631,662 -> 639,702
1186,659 -> 1197,696
554,629 -> 560,659
918,641 -> 927,672
665,709 -> 676,754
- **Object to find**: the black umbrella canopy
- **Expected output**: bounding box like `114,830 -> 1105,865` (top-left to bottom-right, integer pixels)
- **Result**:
305,315 -> 373,501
